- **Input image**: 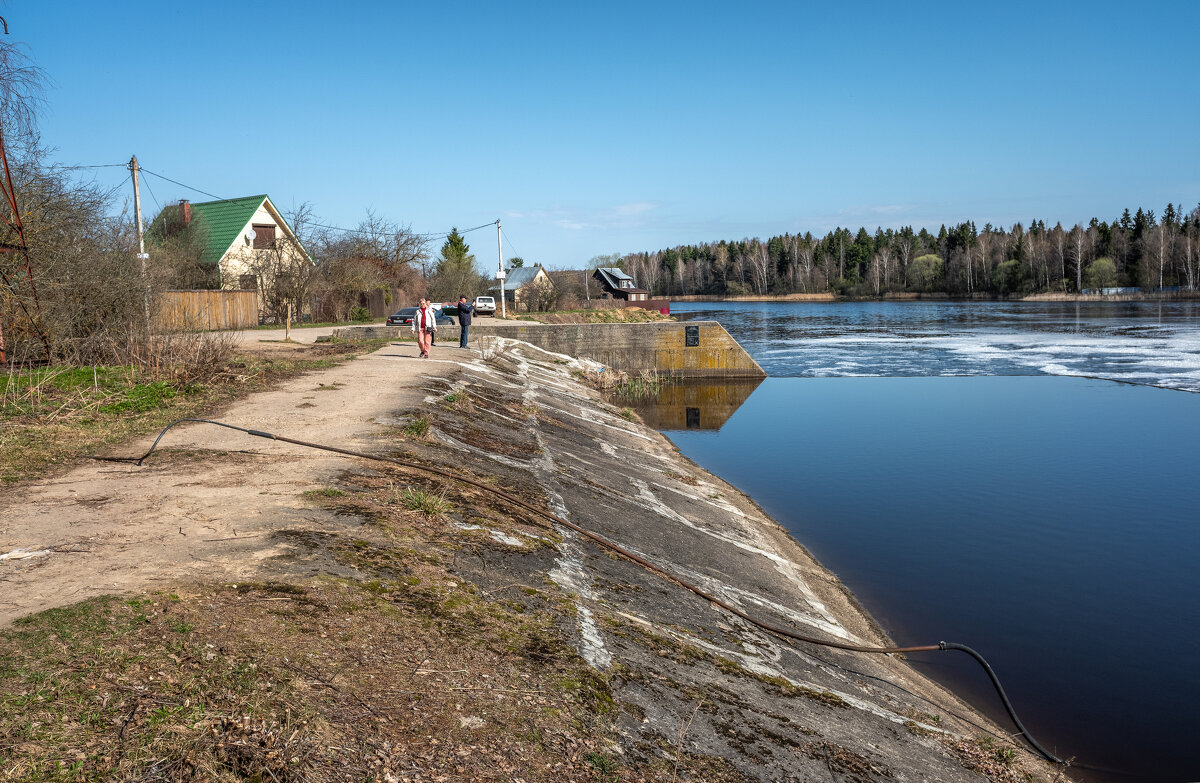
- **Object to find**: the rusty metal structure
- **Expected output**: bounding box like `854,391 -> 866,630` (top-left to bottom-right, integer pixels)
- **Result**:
0,14 -> 50,363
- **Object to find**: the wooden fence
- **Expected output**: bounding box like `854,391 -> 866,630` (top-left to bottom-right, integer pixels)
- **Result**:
157,290 -> 259,331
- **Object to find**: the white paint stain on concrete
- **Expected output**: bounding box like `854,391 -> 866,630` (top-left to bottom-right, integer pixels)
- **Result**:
0,548 -> 52,562
629,478 -> 849,640
454,523 -> 527,548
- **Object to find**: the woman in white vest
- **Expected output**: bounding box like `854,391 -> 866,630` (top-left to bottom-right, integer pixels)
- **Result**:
412,297 -> 438,358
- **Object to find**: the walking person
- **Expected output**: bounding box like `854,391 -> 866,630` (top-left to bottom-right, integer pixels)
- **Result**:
454,295 -> 475,348
412,297 -> 438,358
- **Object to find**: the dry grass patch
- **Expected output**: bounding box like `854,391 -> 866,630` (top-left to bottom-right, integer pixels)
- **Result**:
0,340 -> 390,485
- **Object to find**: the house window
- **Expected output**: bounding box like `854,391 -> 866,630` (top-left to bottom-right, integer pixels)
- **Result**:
238,274 -> 258,291
252,224 -> 276,250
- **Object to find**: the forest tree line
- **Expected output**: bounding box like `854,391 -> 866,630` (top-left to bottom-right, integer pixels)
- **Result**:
613,204 -> 1200,298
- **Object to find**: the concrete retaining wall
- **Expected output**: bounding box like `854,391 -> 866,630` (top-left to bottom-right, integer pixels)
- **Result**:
335,321 -> 766,378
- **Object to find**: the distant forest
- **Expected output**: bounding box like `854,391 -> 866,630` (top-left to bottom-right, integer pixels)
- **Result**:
614,203 -> 1200,298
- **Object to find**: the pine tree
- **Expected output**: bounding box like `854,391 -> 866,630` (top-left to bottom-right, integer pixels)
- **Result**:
438,228 -> 472,269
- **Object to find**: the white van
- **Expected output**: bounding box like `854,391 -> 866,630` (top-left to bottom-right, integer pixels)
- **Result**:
474,296 -> 496,316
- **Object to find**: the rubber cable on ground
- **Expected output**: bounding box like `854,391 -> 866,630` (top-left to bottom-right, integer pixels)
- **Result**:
94,417 -> 1066,765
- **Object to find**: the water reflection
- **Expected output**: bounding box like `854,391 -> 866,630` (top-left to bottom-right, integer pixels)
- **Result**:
616,379 -> 763,431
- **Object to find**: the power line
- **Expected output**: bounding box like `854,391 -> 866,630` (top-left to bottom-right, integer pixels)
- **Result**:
139,169 -> 162,214
290,219 -> 496,242
100,179 -> 129,204
500,226 -> 521,261
120,165 -> 498,245
52,163 -> 128,170
138,167 -> 225,201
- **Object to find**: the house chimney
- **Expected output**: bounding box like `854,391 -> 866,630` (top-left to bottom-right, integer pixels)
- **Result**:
179,200 -> 192,227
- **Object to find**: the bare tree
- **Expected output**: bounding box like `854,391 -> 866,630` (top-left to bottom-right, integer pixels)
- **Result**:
0,35 -> 46,139
896,234 -> 914,289
525,272 -> 559,312
1051,224 -> 1067,291
1068,224 -> 1087,292
1144,221 -> 1175,291
1181,208 -> 1199,290
0,34 -> 50,358
876,246 -> 893,294
751,242 -> 770,294
305,212 -> 430,320
796,242 -> 814,292
712,243 -> 730,293
243,233 -> 317,323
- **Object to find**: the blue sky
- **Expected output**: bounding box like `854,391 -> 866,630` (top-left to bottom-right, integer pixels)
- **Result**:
13,1 -> 1200,269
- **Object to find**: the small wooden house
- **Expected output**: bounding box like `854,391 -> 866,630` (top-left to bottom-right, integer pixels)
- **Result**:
492,265 -> 555,312
155,195 -> 312,291
593,267 -> 649,301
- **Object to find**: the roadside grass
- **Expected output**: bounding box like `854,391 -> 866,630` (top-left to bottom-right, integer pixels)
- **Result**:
0,339 -> 391,485
398,486 -> 453,517
403,414 -> 430,439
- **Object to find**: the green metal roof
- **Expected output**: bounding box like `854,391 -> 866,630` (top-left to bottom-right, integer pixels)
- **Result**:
189,195 -> 269,266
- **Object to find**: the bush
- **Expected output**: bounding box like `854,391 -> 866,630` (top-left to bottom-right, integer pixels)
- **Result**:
993,259 -> 1025,296
1086,257 -> 1118,290
350,306 -> 372,322
908,254 -> 945,292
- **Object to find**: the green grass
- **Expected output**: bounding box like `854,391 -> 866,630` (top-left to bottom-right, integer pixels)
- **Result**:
399,487 -> 453,516
404,415 -> 430,438
96,381 -> 177,413
304,487 -> 347,499
613,372 -> 671,399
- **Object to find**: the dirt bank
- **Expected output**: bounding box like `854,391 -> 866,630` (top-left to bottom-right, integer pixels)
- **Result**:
0,338 -> 1070,781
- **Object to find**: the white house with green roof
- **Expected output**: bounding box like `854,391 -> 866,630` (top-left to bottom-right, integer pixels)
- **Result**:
156,194 -> 312,291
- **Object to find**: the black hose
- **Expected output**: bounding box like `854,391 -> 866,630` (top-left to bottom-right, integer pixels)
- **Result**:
97,418 -> 1066,764
939,642 -> 1064,764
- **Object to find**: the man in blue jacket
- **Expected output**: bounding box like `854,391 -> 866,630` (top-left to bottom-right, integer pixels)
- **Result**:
454,295 -> 475,348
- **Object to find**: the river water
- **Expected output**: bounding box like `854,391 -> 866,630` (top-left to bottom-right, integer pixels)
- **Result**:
647,301 -> 1200,783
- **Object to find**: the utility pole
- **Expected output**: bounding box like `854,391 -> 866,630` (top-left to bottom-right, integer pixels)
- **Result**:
128,156 -> 151,323
496,219 -> 506,319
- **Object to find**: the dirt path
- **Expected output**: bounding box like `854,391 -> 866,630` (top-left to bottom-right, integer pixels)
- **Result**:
0,340 -> 470,626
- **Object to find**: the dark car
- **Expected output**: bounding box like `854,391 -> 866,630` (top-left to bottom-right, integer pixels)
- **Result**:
386,307 -> 454,326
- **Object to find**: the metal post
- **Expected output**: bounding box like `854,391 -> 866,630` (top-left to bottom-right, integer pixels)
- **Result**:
0,119 -> 51,360
129,156 -> 151,323
496,219 -> 506,319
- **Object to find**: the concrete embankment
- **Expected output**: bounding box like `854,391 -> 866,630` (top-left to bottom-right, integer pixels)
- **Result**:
335,321 -> 766,378
432,339 -> 1066,780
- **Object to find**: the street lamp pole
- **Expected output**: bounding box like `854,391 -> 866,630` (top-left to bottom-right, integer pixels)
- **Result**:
496,219 -> 506,319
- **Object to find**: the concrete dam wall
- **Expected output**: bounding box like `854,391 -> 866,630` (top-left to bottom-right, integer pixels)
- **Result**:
335,320 -> 766,379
